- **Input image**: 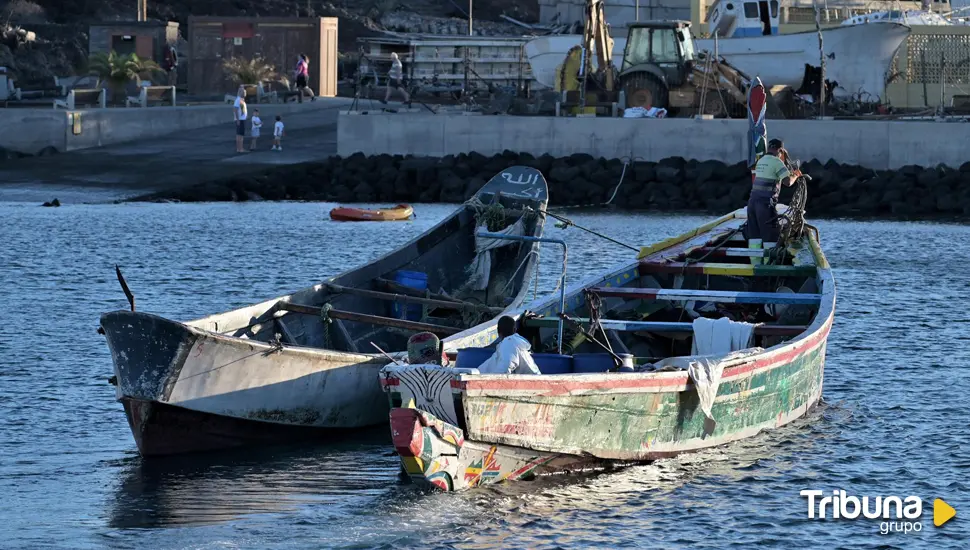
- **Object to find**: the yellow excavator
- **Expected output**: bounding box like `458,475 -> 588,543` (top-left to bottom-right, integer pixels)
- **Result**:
555,8 -> 753,118
555,0 -> 620,116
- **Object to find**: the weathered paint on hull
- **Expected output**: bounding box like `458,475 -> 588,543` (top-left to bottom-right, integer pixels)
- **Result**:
459,324 -> 829,459
103,311 -> 390,455
388,327 -> 826,491
122,397 -> 356,456
390,408 -> 609,491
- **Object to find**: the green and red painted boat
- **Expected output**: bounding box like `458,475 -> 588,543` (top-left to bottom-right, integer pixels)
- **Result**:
380,205 -> 836,492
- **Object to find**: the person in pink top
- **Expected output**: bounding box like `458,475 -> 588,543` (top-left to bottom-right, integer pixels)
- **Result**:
293,54 -> 315,103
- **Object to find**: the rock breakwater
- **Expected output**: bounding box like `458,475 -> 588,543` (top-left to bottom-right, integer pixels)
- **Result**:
132,151 -> 970,219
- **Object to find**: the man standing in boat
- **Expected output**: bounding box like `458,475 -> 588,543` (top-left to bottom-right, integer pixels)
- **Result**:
477,316 -> 541,375
748,138 -> 800,263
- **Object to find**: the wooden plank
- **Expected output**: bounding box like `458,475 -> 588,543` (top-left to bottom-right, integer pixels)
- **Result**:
686,247 -> 770,258
276,302 -> 461,336
589,287 -> 822,305
638,261 -> 817,278
637,212 -> 739,259
522,316 -> 807,336
375,278 -> 463,303
324,283 -> 503,315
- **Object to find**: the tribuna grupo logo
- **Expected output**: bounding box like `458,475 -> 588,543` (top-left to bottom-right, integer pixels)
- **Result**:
800,490 -> 955,535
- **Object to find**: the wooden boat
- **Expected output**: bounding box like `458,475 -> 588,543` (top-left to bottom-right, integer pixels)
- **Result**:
100,166 -> 549,456
330,204 -> 414,222
381,205 -> 835,491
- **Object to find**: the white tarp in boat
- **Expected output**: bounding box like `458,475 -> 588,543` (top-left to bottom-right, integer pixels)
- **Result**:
688,317 -> 759,421
468,218 -> 526,291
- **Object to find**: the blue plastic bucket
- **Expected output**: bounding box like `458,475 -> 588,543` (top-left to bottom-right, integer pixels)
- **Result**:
391,270 -> 428,321
456,347 -> 495,370
532,353 -> 573,375
573,353 -> 615,374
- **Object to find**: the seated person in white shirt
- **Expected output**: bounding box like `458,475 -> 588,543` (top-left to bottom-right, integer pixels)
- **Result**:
476,316 -> 541,375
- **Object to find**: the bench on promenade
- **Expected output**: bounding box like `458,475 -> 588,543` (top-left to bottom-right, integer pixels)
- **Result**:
53,88 -> 107,110
126,85 -> 176,108
223,82 -> 278,104
54,75 -> 99,97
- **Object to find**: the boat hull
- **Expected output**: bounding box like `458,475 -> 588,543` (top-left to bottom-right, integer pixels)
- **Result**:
330,204 -> 414,222
524,23 -> 910,101
382,207 -> 836,491
387,325 -> 828,491
103,310 -> 389,456
122,397 -> 355,456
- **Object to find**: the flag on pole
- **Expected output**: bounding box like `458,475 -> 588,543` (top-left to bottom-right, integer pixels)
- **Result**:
747,77 -> 767,182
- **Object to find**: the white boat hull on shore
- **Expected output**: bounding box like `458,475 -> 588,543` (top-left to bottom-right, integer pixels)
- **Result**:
525,23 -> 910,101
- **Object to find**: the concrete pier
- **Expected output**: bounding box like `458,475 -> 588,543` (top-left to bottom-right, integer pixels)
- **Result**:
337,113 -> 970,171
0,99 -> 352,156
0,98 -> 354,203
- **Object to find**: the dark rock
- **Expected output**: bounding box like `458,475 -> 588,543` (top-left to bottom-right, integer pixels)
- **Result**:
633,161 -> 656,183
658,156 -> 686,170
916,168 -> 940,187
41,198 -> 60,207
549,164 -> 581,183
568,152 -> 595,167
655,165 -> 681,184
463,177 -> 487,201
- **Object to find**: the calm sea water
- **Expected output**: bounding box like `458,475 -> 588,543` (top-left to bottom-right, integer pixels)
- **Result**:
1,201 -> 968,549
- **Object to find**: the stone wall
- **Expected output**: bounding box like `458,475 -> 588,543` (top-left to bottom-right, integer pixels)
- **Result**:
337,113 -> 970,172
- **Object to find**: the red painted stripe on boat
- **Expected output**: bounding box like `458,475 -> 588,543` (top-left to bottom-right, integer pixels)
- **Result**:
461,315 -> 832,393
380,378 -> 400,387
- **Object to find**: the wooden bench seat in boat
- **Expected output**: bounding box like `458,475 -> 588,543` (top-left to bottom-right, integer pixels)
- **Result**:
638,261 -> 817,277
523,316 -> 806,336
589,287 -> 822,305
684,247 -> 781,258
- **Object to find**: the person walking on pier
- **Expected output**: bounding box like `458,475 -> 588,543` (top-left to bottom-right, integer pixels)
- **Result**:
294,54 -> 315,103
747,138 -> 800,263
233,87 -> 248,153
382,52 -> 410,106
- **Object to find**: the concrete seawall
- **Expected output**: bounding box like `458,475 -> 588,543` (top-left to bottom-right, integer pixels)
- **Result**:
0,101 -> 332,155
337,113 -> 970,170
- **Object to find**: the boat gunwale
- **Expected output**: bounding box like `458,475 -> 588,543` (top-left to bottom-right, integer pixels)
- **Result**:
178,168 -> 550,337
383,205 -> 836,392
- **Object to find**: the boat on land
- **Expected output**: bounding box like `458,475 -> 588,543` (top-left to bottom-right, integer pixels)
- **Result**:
525,13 -> 909,101
382,204 -> 835,492
100,166 -> 549,456
330,204 -> 414,222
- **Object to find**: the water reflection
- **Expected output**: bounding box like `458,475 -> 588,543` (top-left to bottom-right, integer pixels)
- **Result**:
109,429 -> 396,529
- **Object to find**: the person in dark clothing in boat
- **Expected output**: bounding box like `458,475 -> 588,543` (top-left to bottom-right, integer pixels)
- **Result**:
477,316 -> 540,375
747,138 -> 801,264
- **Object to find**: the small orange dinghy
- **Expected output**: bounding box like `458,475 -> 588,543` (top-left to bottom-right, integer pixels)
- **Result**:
329,204 -> 414,222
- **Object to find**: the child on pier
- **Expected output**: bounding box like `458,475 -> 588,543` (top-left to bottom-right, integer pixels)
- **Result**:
250,109 -> 262,151
272,115 -> 284,151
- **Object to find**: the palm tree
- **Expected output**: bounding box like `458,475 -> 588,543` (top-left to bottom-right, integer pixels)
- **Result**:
87,51 -> 162,102
222,56 -> 278,86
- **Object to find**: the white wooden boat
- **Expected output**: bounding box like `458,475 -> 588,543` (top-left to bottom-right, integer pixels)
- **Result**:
100,167 -> 549,456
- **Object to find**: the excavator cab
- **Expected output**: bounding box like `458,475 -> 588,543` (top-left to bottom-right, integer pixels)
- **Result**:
619,21 -> 697,110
